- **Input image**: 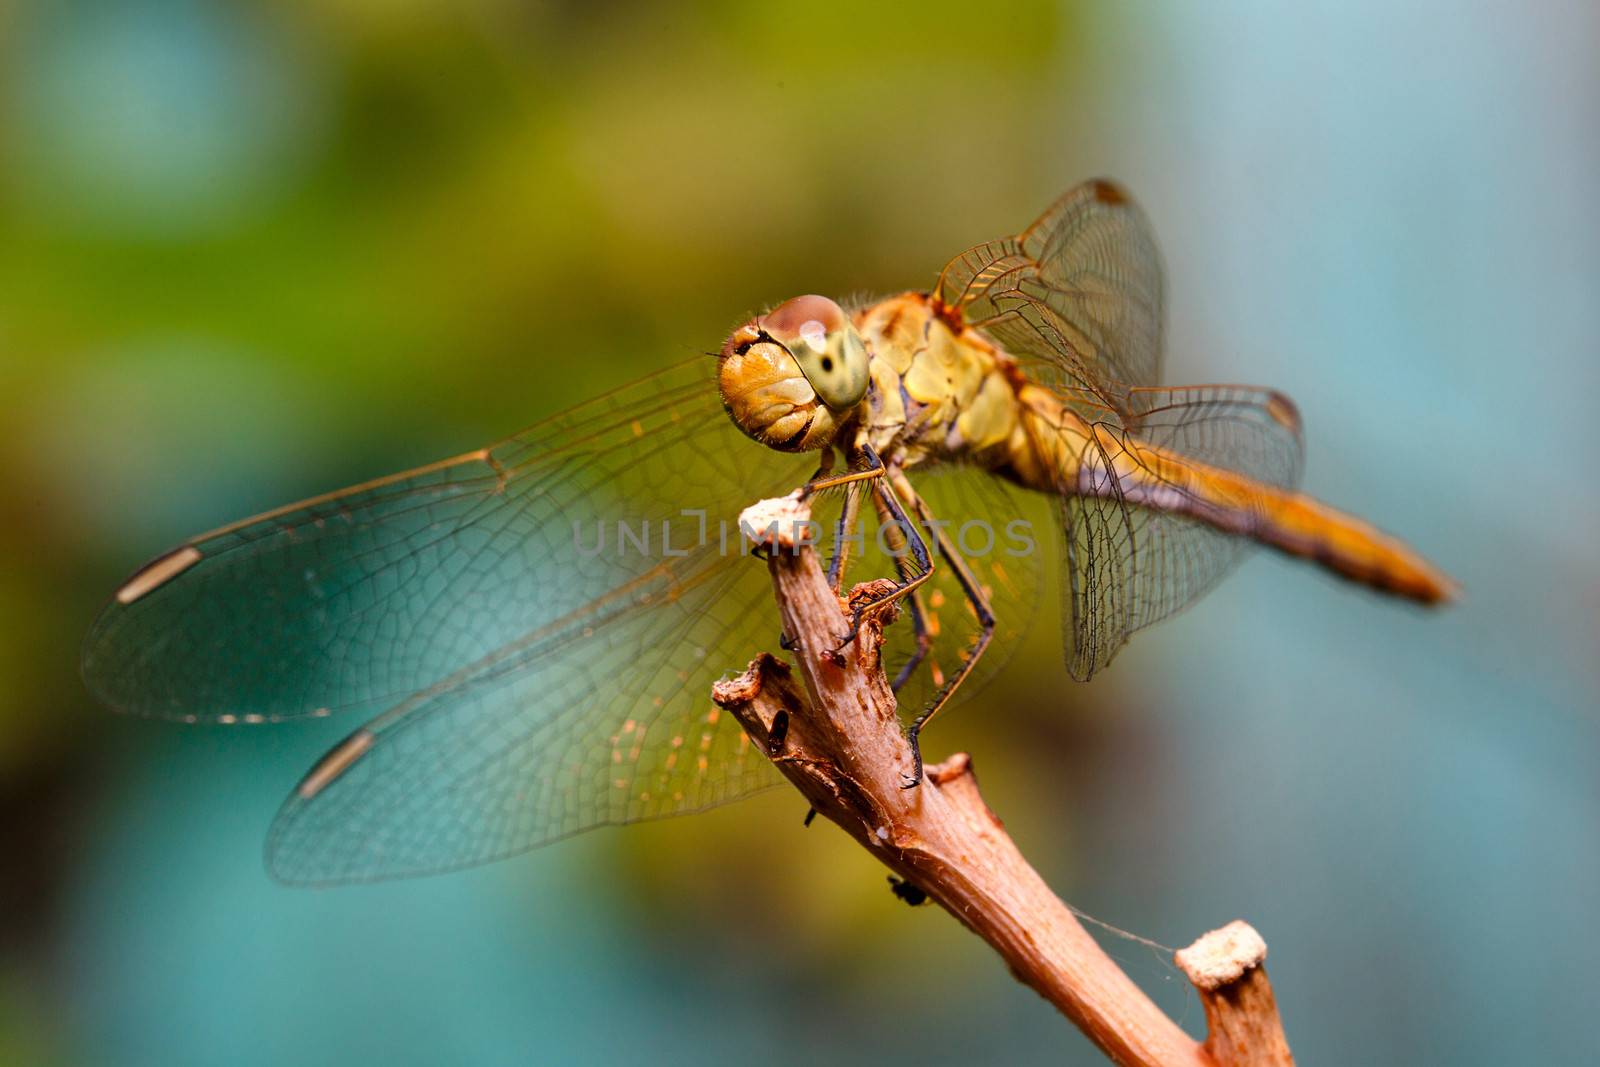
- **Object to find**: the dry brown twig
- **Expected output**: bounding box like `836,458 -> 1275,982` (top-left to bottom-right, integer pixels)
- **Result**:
711,493 -> 1295,1067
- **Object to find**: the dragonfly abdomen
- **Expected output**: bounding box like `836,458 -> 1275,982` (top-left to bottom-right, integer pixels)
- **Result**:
1171,473 -> 1460,604
1012,390 -> 1457,605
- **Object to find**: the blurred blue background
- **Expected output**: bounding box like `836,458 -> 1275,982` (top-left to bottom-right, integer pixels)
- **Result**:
2,1 -> 1596,1063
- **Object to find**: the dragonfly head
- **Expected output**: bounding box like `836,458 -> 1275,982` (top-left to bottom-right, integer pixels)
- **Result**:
718,294 -> 869,452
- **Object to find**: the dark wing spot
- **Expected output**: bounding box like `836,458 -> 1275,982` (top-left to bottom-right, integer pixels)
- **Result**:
1265,391 -> 1302,434
1090,178 -> 1129,205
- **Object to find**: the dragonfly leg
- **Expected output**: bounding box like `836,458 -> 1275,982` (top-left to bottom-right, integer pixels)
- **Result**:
760,450 -> 838,570
811,447 -> 837,482
833,449 -> 934,652
891,588 -> 935,693
866,484 -> 934,692
825,483 -> 863,593
799,444 -> 882,499
794,446 -> 872,592
781,448 -> 876,647
892,470 -> 995,789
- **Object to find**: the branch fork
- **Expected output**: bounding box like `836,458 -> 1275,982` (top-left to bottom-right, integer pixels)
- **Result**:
711,494 -> 1294,1067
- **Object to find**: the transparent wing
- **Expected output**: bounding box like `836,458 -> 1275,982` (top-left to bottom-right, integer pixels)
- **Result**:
1053,385 -> 1305,679
268,463 -> 1046,885
880,463 -> 1048,716
83,357 -> 817,883
268,536 -> 784,885
932,181 -> 1304,678
84,359 -> 806,723
933,178 -> 1164,412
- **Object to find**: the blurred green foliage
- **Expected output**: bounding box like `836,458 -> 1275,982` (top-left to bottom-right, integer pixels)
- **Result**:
2,2 -> 1597,1065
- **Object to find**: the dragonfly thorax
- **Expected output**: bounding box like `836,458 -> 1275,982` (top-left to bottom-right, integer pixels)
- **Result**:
718,294 -> 868,452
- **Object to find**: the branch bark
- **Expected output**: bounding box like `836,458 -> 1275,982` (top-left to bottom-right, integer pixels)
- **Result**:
711,494 -> 1294,1067
1175,922 -> 1295,1066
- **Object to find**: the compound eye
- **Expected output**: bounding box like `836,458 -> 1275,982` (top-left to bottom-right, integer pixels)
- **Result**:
763,295 -> 869,411
764,294 -> 849,340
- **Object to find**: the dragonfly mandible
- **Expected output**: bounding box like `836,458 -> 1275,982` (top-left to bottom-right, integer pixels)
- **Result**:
83,180 -> 1456,885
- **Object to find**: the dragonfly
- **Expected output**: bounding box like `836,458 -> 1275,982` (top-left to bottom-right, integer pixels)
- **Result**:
83,179 -> 1455,885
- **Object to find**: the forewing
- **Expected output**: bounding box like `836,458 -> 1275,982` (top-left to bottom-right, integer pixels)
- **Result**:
1054,386 -> 1304,679
933,179 -> 1164,411
84,357 -> 817,882
83,359 -> 805,724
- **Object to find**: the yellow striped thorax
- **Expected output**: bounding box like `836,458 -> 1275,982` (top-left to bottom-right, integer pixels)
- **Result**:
854,293 -> 1028,471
